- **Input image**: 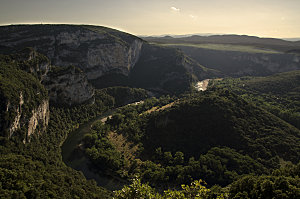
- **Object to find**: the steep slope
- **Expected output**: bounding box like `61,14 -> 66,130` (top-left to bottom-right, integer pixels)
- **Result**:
143,34 -> 300,77
129,44 -> 220,94
1,47 -> 95,106
161,45 -> 300,77
0,55 -> 115,197
0,25 -> 143,80
43,65 -> 95,106
213,70 -> 300,129
142,90 -> 300,162
0,25 -> 220,94
0,54 -> 49,142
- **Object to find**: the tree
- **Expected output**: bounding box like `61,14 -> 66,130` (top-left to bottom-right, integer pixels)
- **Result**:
174,151 -> 184,165
114,177 -> 228,199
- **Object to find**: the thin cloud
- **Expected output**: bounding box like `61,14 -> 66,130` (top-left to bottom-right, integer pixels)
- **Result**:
171,7 -> 180,12
189,14 -> 198,20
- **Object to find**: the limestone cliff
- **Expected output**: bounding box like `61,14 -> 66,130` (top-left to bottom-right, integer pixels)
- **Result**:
16,48 -> 51,81
0,48 -> 94,106
27,100 -> 49,140
0,57 -> 49,142
6,93 -> 49,143
0,25 -> 143,81
43,65 -> 95,106
0,25 -> 218,94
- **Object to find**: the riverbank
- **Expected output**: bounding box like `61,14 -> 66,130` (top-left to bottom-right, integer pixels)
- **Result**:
61,110 -> 128,190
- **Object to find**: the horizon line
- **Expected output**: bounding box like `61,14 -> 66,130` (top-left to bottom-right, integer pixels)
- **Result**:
1,23 -> 300,40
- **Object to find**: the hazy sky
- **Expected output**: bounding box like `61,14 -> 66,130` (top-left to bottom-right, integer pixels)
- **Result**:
1,0 -> 300,38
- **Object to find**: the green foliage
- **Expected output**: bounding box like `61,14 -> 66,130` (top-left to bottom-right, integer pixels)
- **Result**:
0,53 -> 48,138
229,163 -> 300,199
83,95 -> 177,178
114,177 -> 218,199
113,177 -> 162,199
142,90 -> 300,164
0,110 -> 112,198
0,153 -> 110,199
84,121 -> 124,171
0,66 -> 115,198
90,88 -> 300,189
129,44 -> 195,94
213,71 -> 300,129
137,147 -> 267,187
0,47 -> 50,79
101,86 -> 148,106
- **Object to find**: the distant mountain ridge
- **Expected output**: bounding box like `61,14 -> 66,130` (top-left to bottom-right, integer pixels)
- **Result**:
143,33 -> 300,77
143,34 -> 300,52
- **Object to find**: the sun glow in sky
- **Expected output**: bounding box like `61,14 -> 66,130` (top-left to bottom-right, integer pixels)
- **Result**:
1,0 -> 300,38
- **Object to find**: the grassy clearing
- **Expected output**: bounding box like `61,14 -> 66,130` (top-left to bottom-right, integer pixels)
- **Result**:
160,43 -> 280,54
141,101 -> 177,115
107,131 -> 139,169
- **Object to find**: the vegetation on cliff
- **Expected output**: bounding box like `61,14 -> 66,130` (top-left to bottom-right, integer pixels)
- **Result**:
0,53 -> 48,139
1,25 -> 300,198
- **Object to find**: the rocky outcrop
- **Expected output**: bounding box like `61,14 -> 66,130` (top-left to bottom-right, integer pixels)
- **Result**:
16,48 -> 51,81
6,92 -> 49,143
0,52 -> 50,142
43,66 -> 95,106
0,25 -> 143,82
8,92 -> 24,138
0,25 -> 218,95
27,100 -> 49,140
86,38 -> 143,79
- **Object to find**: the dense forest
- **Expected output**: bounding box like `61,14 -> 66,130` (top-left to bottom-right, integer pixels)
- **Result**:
212,71 -> 300,129
1,52 -> 300,198
81,89 -> 300,191
0,25 -> 300,198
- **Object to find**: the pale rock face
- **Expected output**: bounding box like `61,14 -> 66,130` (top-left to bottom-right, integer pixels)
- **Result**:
86,39 -> 143,79
0,25 -> 144,84
7,93 -> 50,142
27,100 -> 49,141
16,48 -> 51,81
56,30 -> 104,46
43,66 -> 95,106
0,26 -> 144,81
27,51 -> 51,81
9,92 -> 24,138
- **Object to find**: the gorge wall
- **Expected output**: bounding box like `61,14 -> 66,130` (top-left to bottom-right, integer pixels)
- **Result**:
0,56 -> 50,142
0,25 -> 220,95
176,46 -> 300,77
0,25 -> 143,80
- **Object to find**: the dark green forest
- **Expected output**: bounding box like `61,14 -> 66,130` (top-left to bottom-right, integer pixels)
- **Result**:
0,25 -> 299,198
82,89 -> 300,192
1,53 -> 300,198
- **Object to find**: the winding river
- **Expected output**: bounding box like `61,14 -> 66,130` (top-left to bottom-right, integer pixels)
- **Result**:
61,110 -> 126,190
60,83 -> 213,190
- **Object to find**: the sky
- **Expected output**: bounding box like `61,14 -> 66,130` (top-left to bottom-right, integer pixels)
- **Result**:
1,0 -> 300,38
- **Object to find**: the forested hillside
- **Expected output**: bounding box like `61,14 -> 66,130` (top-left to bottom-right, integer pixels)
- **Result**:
81,88 -> 300,197
1,25 -> 300,199
212,71 -> 300,129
